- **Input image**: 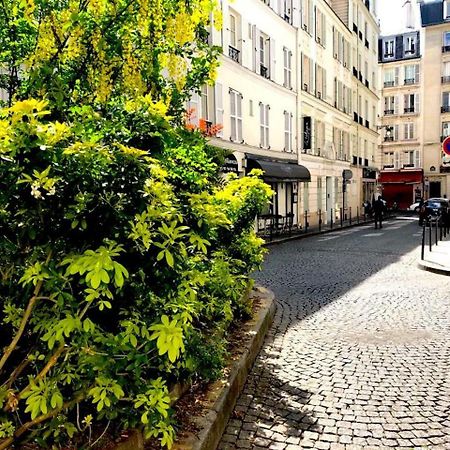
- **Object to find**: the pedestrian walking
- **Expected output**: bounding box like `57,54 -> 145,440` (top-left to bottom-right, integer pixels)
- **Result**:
373,196 -> 384,229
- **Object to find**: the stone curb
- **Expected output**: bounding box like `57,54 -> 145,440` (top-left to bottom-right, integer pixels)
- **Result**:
417,260 -> 450,276
172,286 -> 276,450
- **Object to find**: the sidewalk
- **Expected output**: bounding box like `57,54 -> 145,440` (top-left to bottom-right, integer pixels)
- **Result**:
419,229 -> 450,275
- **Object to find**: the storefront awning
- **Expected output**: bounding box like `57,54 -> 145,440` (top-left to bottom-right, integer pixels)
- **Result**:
379,169 -> 423,185
247,157 -> 311,182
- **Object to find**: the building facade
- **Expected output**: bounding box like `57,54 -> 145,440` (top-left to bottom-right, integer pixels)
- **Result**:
188,0 -> 381,230
378,30 -> 424,209
420,0 -> 450,199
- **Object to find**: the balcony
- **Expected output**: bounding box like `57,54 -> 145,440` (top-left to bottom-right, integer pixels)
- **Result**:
353,67 -> 358,77
260,64 -> 269,79
384,136 -> 394,142
442,76 -> 450,84
443,45 -> 450,53
383,164 -> 394,169
404,107 -> 415,114
442,105 -> 450,113
404,49 -> 415,56
358,72 -> 363,82
228,46 -> 240,63
358,116 -> 363,125
353,112 -> 358,123
365,120 -> 370,128
384,80 -> 395,87
404,78 -> 416,85
384,109 -> 394,115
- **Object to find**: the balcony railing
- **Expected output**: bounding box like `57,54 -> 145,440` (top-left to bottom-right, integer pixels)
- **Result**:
358,116 -> 363,125
358,72 -> 363,82
365,120 -> 370,128
384,81 -> 395,87
365,39 -> 370,49
228,46 -> 240,63
260,64 -> 269,79
384,109 -> 394,115
404,107 -> 415,113
443,45 -> 450,53
442,76 -> 450,84
384,136 -> 394,142
404,78 -> 416,85
353,67 -> 358,77
383,164 -> 394,169
365,80 -> 369,89
442,105 -> 450,113
353,112 -> 358,123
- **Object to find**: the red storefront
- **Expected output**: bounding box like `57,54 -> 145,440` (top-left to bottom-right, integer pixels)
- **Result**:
378,169 -> 424,210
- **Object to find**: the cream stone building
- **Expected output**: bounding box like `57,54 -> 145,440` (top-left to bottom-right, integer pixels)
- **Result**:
188,0 -> 382,231
378,30 -> 424,209
419,0 -> 450,198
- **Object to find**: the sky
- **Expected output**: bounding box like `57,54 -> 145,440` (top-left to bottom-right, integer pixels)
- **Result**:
377,0 -> 422,35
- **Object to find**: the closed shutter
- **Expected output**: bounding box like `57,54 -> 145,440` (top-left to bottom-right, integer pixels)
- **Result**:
415,64 -> 420,83
214,83 -> 224,137
414,150 -> 421,168
394,152 -> 400,169
309,57 -> 314,94
292,0 -> 300,27
394,96 -> 399,115
394,67 -> 399,86
252,25 -> 257,72
393,124 -> 399,141
414,93 -> 420,113
270,38 -> 276,80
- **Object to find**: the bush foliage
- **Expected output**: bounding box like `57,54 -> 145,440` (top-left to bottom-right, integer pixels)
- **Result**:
0,0 -> 272,448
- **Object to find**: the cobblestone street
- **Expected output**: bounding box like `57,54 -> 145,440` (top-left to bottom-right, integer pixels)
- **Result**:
219,217 -> 450,449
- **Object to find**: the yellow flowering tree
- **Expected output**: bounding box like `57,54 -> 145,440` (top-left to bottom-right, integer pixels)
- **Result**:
0,0 -> 221,118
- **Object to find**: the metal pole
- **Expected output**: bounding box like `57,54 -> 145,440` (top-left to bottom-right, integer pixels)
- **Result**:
319,209 -> 322,232
331,209 -> 333,230
421,222 -> 425,260
429,219 -> 432,252
305,210 -> 308,233
435,217 -> 438,246
357,207 -> 360,224
340,208 -> 343,228
349,207 -> 352,225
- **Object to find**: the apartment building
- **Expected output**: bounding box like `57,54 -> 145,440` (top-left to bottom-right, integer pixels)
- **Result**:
188,0 -> 381,230
378,30 -> 424,209
419,0 -> 450,198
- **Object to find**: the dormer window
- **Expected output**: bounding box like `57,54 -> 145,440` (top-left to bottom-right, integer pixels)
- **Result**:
384,40 -> 394,58
405,36 -> 415,54
444,0 -> 450,19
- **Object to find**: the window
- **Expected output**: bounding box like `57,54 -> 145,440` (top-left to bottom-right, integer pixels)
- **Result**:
384,40 -> 394,58
315,7 -> 325,45
443,62 -> 450,83
259,103 -> 269,148
445,0 -> 450,19
283,0 -> 293,23
405,64 -> 419,84
405,36 -> 416,54
384,68 -> 398,87
442,122 -> 450,139
284,111 -> 293,152
229,14 -> 236,48
301,0 -> 312,33
230,89 -> 242,142
283,48 -> 292,89
404,93 -> 419,113
404,122 -> 415,140
444,32 -> 450,51
384,152 -> 394,169
403,150 -> 414,167
301,53 -> 313,93
443,92 -> 450,112
228,12 -> 241,63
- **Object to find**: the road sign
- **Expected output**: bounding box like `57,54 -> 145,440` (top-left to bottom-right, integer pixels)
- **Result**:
342,169 -> 353,180
443,136 -> 450,156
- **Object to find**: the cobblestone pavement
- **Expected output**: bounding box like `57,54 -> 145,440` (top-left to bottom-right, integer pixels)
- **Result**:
218,217 -> 450,450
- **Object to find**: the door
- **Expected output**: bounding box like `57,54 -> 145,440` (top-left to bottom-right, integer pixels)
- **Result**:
430,181 -> 441,198
326,176 -> 333,223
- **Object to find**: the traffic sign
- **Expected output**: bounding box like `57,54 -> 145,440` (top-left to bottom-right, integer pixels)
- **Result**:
443,136 -> 450,156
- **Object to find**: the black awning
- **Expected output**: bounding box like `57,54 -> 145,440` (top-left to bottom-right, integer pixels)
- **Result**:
247,157 -> 311,182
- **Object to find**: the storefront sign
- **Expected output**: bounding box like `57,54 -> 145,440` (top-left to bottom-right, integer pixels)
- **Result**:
362,168 -> 376,179
303,117 -> 311,150
221,154 -> 239,174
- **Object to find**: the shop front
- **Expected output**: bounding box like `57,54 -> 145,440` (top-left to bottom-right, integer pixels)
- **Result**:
246,155 -> 311,234
379,169 -> 424,210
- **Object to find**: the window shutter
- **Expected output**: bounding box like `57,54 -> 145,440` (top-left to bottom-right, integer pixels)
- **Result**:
214,83 -> 224,137
414,150 -> 421,168
322,14 -> 326,47
394,96 -> 399,115
415,93 -> 420,113
309,58 -> 314,93
252,25 -> 257,72
394,152 -> 400,169
415,64 -> 420,83
394,67 -> 399,86
237,94 -> 243,142
292,0 -> 300,27
270,37 -> 276,80
394,124 -> 399,141
188,92 -> 200,126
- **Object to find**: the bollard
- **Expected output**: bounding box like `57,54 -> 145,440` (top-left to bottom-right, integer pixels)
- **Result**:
429,219 -> 432,252
340,208 -> 343,228
421,222 -> 425,260
319,209 -> 322,232
349,207 -> 352,225
330,209 -> 333,230
305,210 -> 308,233
435,217 -> 438,245
357,207 -> 360,224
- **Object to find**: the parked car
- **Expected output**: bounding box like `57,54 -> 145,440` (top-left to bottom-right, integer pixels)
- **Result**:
419,199 -> 449,225
410,198 -> 448,213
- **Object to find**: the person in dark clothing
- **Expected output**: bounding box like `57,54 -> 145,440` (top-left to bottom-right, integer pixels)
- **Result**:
373,196 -> 384,229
